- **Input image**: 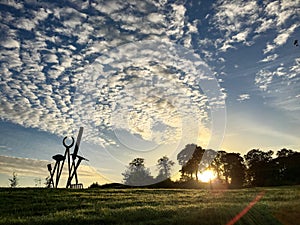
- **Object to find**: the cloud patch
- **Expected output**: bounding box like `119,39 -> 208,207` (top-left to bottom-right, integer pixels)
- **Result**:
255,57 -> 300,112
237,94 -> 250,102
0,155 -> 105,187
211,0 -> 299,54
0,0 -> 225,153
260,54 -> 279,63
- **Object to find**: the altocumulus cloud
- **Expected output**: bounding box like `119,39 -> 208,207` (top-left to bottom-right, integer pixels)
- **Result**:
211,0 -> 299,55
0,0 -> 225,151
255,57 -> 300,112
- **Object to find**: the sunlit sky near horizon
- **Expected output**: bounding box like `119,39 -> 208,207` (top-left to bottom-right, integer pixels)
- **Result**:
0,0 -> 299,187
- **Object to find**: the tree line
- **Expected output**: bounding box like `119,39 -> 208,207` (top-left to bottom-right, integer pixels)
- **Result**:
120,144 -> 300,188
122,156 -> 175,186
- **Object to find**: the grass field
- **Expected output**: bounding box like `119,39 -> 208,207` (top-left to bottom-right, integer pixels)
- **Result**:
0,186 -> 299,225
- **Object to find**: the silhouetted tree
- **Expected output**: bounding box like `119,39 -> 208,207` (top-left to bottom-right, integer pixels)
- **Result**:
89,182 -> 101,188
222,153 -> 245,187
180,158 -> 198,180
193,146 -> 206,180
45,176 -> 51,188
9,172 -> 18,188
244,149 -> 273,186
178,145 -> 206,181
156,156 -> 175,181
274,149 -> 300,185
177,144 -> 197,166
198,149 -> 217,171
276,148 -> 295,158
211,150 -> 227,181
122,158 -> 154,186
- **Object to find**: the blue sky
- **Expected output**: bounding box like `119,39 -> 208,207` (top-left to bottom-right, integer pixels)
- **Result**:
0,0 -> 299,187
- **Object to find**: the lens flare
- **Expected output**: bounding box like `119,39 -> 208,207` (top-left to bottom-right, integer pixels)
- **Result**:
198,169 -> 216,183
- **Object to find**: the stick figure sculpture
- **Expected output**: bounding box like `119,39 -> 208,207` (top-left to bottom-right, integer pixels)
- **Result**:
66,127 -> 89,188
47,127 -> 88,188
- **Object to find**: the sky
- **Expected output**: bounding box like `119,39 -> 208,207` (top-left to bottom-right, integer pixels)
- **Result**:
0,0 -> 299,187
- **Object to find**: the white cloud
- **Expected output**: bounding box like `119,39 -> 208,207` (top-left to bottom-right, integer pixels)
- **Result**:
255,69 -> 273,91
212,0 -> 299,54
0,155 -> 50,177
15,18 -> 36,31
261,4 -> 299,54
274,24 -> 298,46
255,18 -> 273,33
43,53 -> 58,64
266,0 -> 299,26
1,38 -> 20,48
255,58 -> 300,112
232,29 -> 251,43
260,54 -> 279,63
94,1 -> 126,14
219,40 -> 235,52
71,39 -> 225,151
1,0 -> 23,9
211,0 -> 259,51
147,13 -> 165,24
34,8 -> 50,22
0,0 -> 225,152
237,94 -> 250,102
265,1 -> 280,17
263,42 -> 275,54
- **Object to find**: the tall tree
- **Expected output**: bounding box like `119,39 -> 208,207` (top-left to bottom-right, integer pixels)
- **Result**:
191,146 -> 206,180
177,144 -> 197,166
211,150 -> 227,181
223,153 -> 245,187
180,158 -> 198,180
156,156 -> 175,181
199,149 -> 217,171
275,149 -> 300,185
178,145 -> 205,181
122,158 -> 154,186
244,149 -> 274,186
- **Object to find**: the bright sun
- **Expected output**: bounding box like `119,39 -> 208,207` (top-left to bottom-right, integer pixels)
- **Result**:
198,170 -> 216,183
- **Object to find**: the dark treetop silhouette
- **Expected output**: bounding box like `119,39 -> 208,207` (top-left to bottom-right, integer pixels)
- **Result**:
119,144 -> 300,189
177,145 -> 300,188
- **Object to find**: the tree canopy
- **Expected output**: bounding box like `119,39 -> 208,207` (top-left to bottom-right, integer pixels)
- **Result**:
122,158 -> 154,186
177,145 -> 300,188
121,145 -> 300,188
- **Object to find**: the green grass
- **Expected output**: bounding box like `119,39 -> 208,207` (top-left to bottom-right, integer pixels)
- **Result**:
0,186 -> 299,225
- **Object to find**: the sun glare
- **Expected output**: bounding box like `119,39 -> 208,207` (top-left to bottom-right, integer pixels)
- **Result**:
198,170 -> 216,183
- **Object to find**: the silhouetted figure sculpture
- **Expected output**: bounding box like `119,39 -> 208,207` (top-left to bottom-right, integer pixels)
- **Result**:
47,127 -> 87,188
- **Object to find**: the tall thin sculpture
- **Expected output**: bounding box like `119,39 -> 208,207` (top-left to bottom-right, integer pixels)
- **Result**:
47,127 -> 88,188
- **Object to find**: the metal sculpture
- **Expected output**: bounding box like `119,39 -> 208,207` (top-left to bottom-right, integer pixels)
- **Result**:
47,127 -> 88,188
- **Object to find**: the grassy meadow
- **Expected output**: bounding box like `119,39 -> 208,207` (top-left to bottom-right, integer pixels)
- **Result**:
0,186 -> 299,225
